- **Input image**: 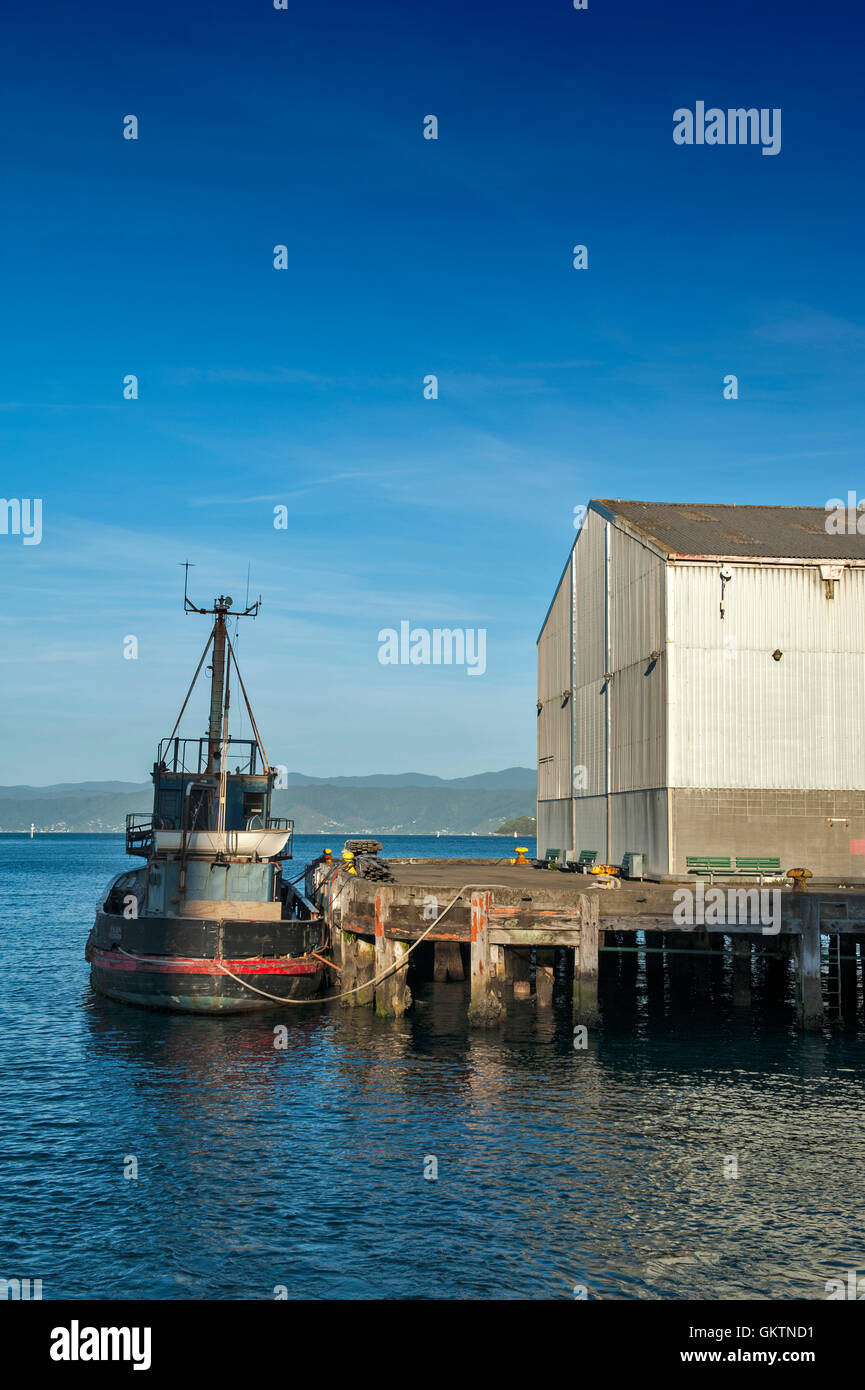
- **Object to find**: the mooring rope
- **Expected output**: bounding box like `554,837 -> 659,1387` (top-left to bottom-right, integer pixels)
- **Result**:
212,880 -> 511,1005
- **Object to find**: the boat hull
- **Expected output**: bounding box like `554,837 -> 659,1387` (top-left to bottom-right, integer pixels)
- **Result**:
88,909 -> 329,1014
90,945 -> 325,1013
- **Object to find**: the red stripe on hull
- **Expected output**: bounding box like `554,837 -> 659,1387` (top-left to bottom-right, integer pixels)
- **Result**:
91,947 -> 321,977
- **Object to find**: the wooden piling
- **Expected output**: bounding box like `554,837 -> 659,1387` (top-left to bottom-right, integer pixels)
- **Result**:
341,935 -> 375,1008
619,930 -> 638,991
339,932 -> 358,1006
468,890 -> 502,1026
839,936 -> 857,1023
797,896 -> 823,1031
693,930 -> 711,991
574,893 -> 599,1024
433,940 -> 464,982
732,935 -> 751,1008
374,937 -> 411,1018
491,944 -> 506,1003
535,948 -> 555,1007
507,949 -> 532,998
644,930 -> 664,1007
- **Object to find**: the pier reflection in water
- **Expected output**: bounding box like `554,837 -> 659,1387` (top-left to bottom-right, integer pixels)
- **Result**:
3,834 -> 865,1300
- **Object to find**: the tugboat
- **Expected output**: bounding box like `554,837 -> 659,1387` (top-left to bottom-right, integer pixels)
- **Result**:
86,579 -> 328,1012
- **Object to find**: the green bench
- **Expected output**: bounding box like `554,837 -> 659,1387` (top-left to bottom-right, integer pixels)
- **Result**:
558,849 -> 598,873
686,855 -> 732,883
532,848 -> 561,869
734,856 -> 782,884
686,854 -> 783,885
534,848 -> 598,872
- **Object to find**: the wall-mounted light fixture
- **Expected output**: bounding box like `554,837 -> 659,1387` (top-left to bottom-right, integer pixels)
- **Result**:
772,649 -> 783,662
719,568 -> 733,620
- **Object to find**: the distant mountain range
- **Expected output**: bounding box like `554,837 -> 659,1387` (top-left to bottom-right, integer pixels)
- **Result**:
0,769 -> 537,835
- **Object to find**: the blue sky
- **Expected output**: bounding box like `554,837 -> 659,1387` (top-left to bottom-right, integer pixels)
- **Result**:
1,0 -> 863,783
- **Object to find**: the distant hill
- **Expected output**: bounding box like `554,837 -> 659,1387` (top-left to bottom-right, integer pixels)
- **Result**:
268,787 -> 534,835
273,767 -> 536,790
496,816 -> 537,835
0,770 -> 536,835
0,781 -> 150,799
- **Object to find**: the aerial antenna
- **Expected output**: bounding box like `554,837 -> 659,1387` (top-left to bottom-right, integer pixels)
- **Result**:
180,560 -> 195,611
179,560 -> 261,619
233,562 -> 253,738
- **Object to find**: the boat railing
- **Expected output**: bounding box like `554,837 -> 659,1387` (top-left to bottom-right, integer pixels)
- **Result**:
126,814 -> 154,856
156,736 -> 261,776
267,817 -> 294,858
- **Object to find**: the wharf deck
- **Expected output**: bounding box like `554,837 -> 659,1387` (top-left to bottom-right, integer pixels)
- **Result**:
317,858 -> 865,941
307,858 -> 865,1031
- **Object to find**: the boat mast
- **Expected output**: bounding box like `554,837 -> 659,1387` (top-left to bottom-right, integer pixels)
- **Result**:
180,565 -> 262,774
207,597 -> 230,774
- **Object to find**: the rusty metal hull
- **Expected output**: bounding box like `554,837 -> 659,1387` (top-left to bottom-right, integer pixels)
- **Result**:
90,944 -> 325,1014
87,907 -> 328,1014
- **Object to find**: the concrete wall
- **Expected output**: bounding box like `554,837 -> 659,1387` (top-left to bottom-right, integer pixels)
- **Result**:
572,789 -> 669,878
670,787 -> 865,878
537,797 -> 573,859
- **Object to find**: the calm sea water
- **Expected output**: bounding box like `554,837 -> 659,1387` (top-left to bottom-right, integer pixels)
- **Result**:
2,833 -> 864,1301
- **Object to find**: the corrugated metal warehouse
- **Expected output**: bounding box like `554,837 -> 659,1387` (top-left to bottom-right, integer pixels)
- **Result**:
537,500 -> 865,878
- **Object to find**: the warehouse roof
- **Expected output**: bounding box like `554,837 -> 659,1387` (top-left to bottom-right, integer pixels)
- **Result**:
592,499 -> 865,560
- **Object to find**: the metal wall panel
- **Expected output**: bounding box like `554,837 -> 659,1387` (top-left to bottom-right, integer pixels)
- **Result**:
668,562 -> 865,790
572,510 -> 607,799
537,555 -> 572,802
610,527 -> 666,792
539,510 -> 670,857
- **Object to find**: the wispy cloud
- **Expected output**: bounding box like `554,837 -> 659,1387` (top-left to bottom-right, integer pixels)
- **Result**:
166,367 -> 333,387
755,306 -> 865,350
